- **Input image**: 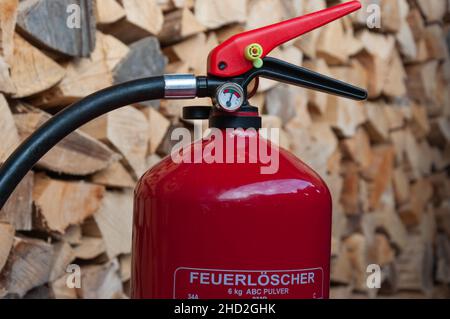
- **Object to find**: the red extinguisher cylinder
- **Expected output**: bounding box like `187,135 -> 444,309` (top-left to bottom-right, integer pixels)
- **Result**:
132,129 -> 332,299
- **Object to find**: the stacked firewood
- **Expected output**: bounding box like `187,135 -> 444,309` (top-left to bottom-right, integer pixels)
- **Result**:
0,0 -> 449,299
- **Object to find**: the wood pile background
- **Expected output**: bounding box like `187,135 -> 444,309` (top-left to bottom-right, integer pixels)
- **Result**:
0,0 -> 449,299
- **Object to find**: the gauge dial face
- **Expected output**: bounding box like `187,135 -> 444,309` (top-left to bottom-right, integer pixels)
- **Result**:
216,84 -> 245,112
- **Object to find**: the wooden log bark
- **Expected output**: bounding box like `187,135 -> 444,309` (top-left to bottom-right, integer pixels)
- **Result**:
16,0 -> 96,57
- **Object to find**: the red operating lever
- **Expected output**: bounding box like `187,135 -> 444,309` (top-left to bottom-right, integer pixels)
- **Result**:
208,0 -> 362,77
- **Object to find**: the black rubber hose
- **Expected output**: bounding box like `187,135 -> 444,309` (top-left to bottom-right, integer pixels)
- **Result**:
0,76 -> 165,209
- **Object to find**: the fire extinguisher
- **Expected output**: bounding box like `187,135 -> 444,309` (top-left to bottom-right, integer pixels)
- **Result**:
0,1 -> 366,299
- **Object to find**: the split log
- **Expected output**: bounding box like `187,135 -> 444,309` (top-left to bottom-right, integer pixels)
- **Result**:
340,127 -> 373,171
265,84 -> 303,125
30,32 -> 125,108
409,103 -> 430,140
318,97 -> 366,138
0,57 -> 15,95
50,274 -> 78,299
81,106 -> 150,179
370,208 -> 408,253
416,0 -> 447,23
294,0 -> 326,58
329,59 -> 368,98
407,8 -> 425,41
304,59 -> 331,115
147,154 -> 163,170
392,167 -> 411,207
436,202 -> 450,237
113,36 -> 167,105
102,0 -> 164,44
0,94 -> 20,163
0,172 -> 33,231
428,117 -> 450,148
158,0 -> 194,12
33,175 -> 105,234
158,8 -> 205,45
380,0 -> 402,33
383,49 -> 407,98
93,191 -> 133,259
16,0 -> 96,57
246,0 -> 285,31
340,161 -> 361,216
404,129 -> 426,180
92,162 -> 136,189
78,259 -> 123,299
194,0 -> 247,30
146,107 -> 171,155
373,232 -> 396,267
395,231 -> 434,294
430,173 -> 450,205
399,179 -> 433,227
95,0 -> 126,26
362,145 -> 395,211
436,233 -> 450,284
423,25 -> 449,61
9,33 -> 65,98
287,122 -> 338,177
406,61 -> 439,115
165,32 -> 217,74
119,254 -> 131,282
396,17 -> 417,61
0,223 -> 14,272
73,237 -> 106,260
14,108 -> 121,176
316,19 -> 350,65
364,102 -> 390,143
0,0 -> 18,63
383,104 -> 405,131
49,241 -> 75,282
62,225 -> 82,246
356,31 -> 395,99
344,233 -> 368,292
0,237 -> 53,298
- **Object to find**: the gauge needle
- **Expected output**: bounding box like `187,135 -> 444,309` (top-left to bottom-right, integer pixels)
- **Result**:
227,93 -> 233,107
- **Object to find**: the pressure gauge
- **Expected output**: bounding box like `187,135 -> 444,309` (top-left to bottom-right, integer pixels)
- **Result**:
215,83 -> 245,112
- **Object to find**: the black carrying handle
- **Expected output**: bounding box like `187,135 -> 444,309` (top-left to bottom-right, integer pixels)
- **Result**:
241,57 -> 368,101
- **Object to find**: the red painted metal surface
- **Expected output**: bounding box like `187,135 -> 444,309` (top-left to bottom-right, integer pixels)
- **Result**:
208,1 -> 361,77
132,129 -> 332,299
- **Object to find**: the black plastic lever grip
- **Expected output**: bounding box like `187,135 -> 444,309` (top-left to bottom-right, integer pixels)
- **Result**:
242,57 -> 368,101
